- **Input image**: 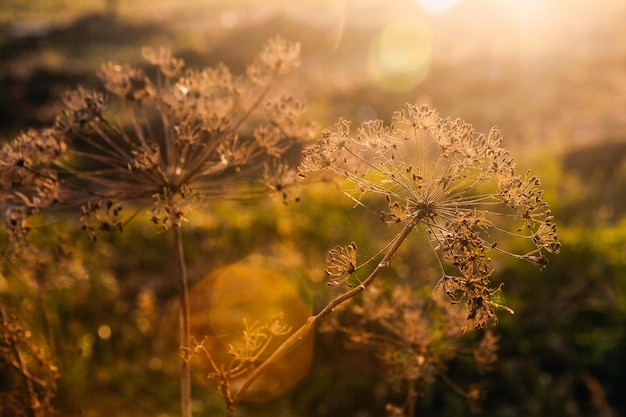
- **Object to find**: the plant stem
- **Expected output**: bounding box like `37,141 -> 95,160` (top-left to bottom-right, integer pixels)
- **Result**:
406,378 -> 417,417
230,217 -> 419,414
173,225 -> 192,417
0,304 -> 41,414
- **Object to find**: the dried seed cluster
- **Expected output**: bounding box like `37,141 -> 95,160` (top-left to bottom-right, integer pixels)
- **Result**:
300,104 -> 560,327
1,37 -> 313,241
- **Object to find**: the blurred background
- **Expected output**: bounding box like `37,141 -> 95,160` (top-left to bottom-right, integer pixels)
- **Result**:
1,0 -> 625,416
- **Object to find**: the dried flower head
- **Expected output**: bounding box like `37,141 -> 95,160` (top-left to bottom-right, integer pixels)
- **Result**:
186,314 -> 292,384
473,329 -> 499,371
80,199 -> 124,240
1,128 -> 65,243
39,37 -> 312,236
0,305 -> 60,416
142,46 -> 185,78
324,282 -> 491,415
325,241 -> 358,286
300,104 -> 560,328
259,36 -> 301,74
1,38 -> 310,417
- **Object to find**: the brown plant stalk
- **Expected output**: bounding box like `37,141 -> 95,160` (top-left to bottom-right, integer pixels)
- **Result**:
173,224 -> 192,417
228,216 -> 419,415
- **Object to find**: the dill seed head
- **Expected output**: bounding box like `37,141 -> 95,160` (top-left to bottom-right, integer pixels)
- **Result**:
1,128 -> 64,243
324,242 -> 358,286
300,104 -> 560,328
2,38 -> 311,244
322,281 -> 488,410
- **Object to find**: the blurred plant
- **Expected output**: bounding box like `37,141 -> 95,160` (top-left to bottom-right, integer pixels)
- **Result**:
0,128 -> 64,249
486,220 -> 626,417
322,282 -> 500,416
0,303 -> 60,417
1,37 -> 312,417
183,313 -> 292,412
0,222 -> 89,416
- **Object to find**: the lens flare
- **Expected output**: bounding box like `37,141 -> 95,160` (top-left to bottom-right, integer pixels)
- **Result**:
183,261 -> 313,402
368,17 -> 432,91
220,10 -> 238,28
416,0 -> 460,15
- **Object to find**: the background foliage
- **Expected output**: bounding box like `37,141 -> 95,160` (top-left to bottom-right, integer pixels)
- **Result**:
1,0 -> 626,416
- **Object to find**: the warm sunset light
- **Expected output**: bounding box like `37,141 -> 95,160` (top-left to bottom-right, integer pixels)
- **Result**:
2,0 -> 625,416
416,0 -> 460,14
368,16 -> 432,91
185,262 -> 313,402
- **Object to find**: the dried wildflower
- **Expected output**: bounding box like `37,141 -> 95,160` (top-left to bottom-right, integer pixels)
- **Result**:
1,128 -> 64,244
255,125 -> 288,157
43,37 -> 310,236
150,186 -> 193,229
99,62 -> 155,102
80,199 -> 123,240
142,46 -> 185,78
206,314 -> 292,382
325,283 -> 490,415
264,96 -> 316,140
1,38 -> 311,417
259,36 -> 301,74
0,305 -> 60,417
61,86 -> 106,125
300,104 -> 559,328
2,229 -> 88,293
268,313 -> 292,337
263,159 -> 299,203
473,329 -> 499,371
325,242 -> 358,286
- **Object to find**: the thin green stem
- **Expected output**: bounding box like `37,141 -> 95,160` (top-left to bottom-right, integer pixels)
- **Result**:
173,225 -> 192,417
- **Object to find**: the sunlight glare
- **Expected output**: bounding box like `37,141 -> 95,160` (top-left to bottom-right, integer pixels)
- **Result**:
416,0 -> 460,14
368,17 -> 432,91
183,261 -> 313,402
220,10 -> 238,28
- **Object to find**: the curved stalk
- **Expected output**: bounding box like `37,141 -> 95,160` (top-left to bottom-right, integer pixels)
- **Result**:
173,225 -> 192,417
229,217 -> 419,415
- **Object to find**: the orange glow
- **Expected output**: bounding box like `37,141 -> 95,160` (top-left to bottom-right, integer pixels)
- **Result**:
368,17 -> 432,91
185,262 -> 313,402
416,0 -> 460,15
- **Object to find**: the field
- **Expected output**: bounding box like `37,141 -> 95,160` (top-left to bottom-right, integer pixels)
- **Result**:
1,1 -> 626,416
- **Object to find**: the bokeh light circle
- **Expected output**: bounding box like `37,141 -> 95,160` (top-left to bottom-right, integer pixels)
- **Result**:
416,0 -> 460,15
180,260 -> 313,402
368,17 -> 433,91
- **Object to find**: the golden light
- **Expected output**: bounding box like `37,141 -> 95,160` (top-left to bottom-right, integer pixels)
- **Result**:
220,9 -> 238,29
182,261 -> 313,402
416,0 -> 460,14
367,16 -> 433,91
97,324 -> 112,340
